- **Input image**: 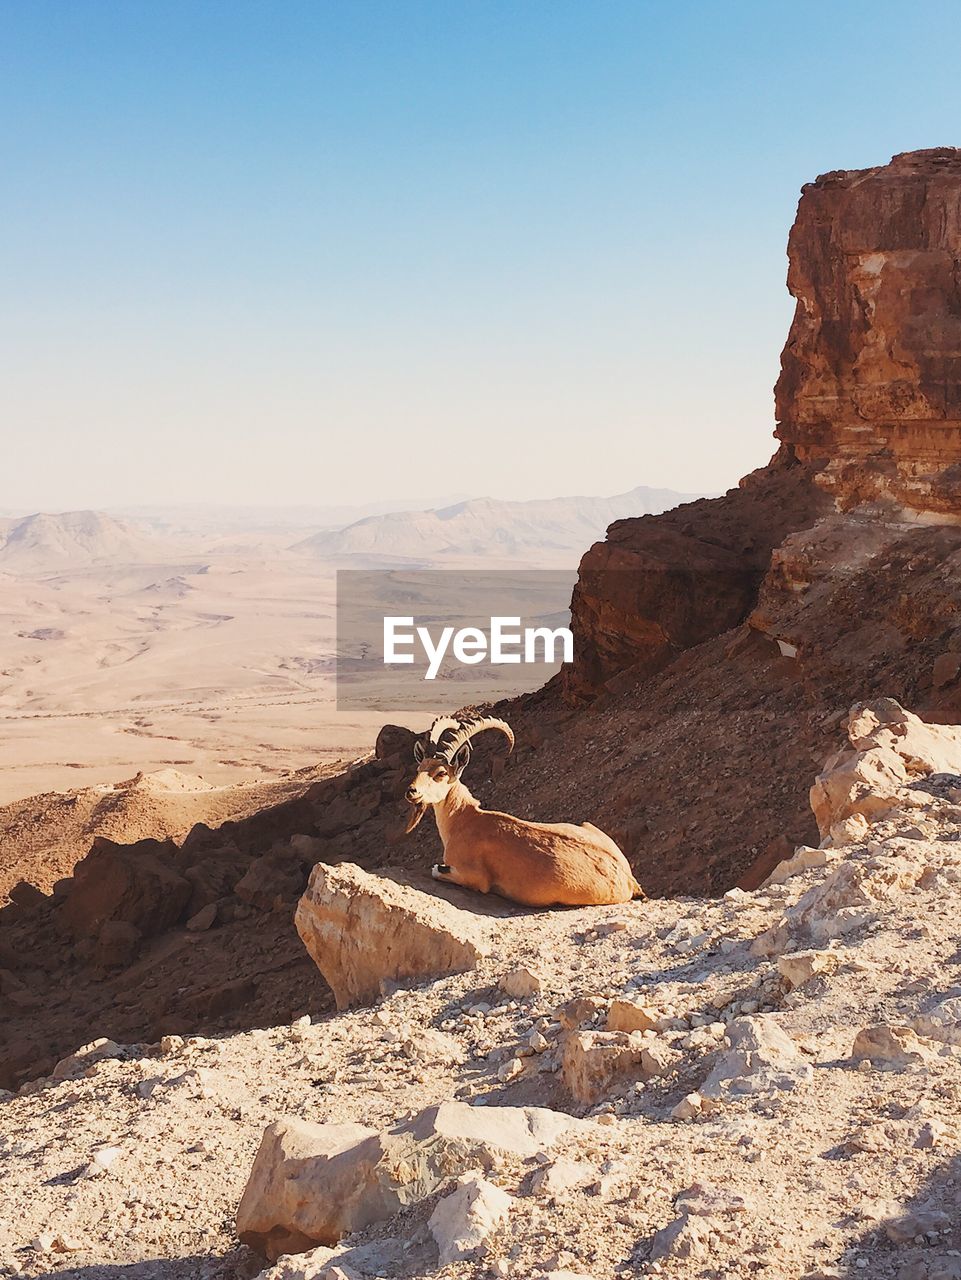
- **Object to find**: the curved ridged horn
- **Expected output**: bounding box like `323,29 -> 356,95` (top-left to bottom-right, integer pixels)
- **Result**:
432,715 -> 515,762
428,715 -> 462,744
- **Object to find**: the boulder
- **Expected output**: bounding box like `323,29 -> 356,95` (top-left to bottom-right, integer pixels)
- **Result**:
561,1030 -> 642,1104
671,1093 -> 705,1122
237,1120 -> 389,1260
374,724 -> 416,766
236,855 -> 306,911
294,863 -> 489,1009
62,837 -> 191,940
883,1208 -> 951,1245
826,814 -> 871,847
498,967 -> 542,1000
811,700 -> 961,837
7,881 -> 48,911
52,1038 -> 126,1081
428,1173 -> 511,1265
650,1212 -> 713,1261
402,1099 -> 578,1159
237,1100 -> 580,1259
702,1015 -> 811,1098
560,1029 -> 675,1104
912,995 -> 961,1046
776,949 -> 840,991
186,903 -> 218,932
810,745 -> 907,838
761,846 -> 831,887
852,1025 -> 935,1068
606,999 -> 657,1033
556,996 -> 606,1030
530,1158 -> 594,1198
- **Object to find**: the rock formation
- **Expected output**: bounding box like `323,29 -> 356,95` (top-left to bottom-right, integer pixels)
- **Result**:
776,148 -> 961,516
237,1100 -> 580,1258
563,458 -> 831,696
566,149 -> 961,701
293,863 -> 491,1009
810,697 -> 961,839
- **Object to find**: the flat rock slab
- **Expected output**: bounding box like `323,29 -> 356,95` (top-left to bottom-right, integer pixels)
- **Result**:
294,862 -> 491,1009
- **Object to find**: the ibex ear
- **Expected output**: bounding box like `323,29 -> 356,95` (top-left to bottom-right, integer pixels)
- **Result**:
452,743 -> 471,774
413,739 -> 427,763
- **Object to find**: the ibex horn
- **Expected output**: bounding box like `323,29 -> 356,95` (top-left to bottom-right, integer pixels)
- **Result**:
431,715 -> 515,761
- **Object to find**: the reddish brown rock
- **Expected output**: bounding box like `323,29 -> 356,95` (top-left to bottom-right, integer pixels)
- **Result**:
564,454 -> 830,695
776,148 -> 961,516
933,651 -> 961,689
235,854 -> 306,911
179,845 -> 250,913
62,837 -> 191,940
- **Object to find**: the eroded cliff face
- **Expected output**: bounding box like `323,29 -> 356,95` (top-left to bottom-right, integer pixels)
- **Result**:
563,455 -> 830,696
568,149 -> 961,698
776,148 -> 961,517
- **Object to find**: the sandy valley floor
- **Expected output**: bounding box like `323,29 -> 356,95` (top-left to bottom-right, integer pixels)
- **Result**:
0,552 -> 391,804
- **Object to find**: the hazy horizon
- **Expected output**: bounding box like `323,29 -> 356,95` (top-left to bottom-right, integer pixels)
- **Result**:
0,480 -> 708,525
5,1 -> 961,510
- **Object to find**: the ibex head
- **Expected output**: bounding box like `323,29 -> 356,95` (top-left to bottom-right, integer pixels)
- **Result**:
402,714 -> 514,830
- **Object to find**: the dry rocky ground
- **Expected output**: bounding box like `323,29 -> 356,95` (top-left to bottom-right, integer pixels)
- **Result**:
0,767 -> 336,904
4,700 -> 961,1280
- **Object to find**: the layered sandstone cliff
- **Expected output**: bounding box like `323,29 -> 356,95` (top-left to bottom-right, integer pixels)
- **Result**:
568,148 -> 961,696
776,148 -> 961,517
564,455 -> 830,695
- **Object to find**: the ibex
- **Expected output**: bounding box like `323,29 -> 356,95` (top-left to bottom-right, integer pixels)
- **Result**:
404,715 -> 644,908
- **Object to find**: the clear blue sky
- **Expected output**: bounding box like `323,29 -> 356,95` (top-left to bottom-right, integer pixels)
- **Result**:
2,0 -> 959,510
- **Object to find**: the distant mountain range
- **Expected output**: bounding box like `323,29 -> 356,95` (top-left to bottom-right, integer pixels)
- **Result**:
107,496 -> 472,536
0,487 -> 707,572
0,510 -> 162,570
293,486 -> 705,562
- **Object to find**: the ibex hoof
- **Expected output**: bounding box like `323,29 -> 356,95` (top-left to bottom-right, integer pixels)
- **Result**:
432,863 -> 452,879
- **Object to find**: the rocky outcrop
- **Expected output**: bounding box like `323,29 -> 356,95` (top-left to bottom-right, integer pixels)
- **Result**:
700,1015 -> 811,1099
237,1100 -> 579,1259
237,1118 -> 391,1259
294,863 -> 490,1009
428,1173 -> 512,1265
775,148 -> 961,517
564,457 -> 830,696
563,151 -> 961,701
811,698 -> 961,839
62,837 -> 191,940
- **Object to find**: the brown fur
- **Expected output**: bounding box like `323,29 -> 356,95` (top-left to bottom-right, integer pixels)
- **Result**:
407,759 -> 643,908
